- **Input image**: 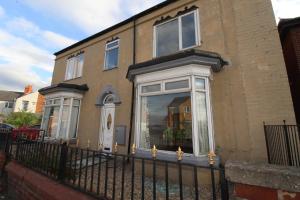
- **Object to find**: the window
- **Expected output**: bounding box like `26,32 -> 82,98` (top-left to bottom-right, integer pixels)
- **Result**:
154,10 -> 199,57
41,97 -> 81,139
104,40 -> 119,70
22,101 -> 29,111
65,53 -> 84,80
137,76 -> 212,156
5,101 -> 14,108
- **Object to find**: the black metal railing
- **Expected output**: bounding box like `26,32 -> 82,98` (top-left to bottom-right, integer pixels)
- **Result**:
7,138 -> 229,200
264,121 -> 300,167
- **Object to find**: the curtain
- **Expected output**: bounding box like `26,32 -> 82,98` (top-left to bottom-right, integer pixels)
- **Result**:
140,97 -> 150,149
195,92 -> 209,154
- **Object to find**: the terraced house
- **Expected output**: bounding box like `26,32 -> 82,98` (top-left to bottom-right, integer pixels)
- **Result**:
39,0 -> 295,164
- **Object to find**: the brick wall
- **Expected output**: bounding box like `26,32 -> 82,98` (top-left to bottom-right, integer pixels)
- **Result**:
5,161 -> 97,200
226,160 -> 300,200
35,94 -> 45,114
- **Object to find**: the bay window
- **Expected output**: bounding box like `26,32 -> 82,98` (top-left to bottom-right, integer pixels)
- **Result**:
42,97 -> 81,139
154,10 -> 199,57
136,73 -> 213,156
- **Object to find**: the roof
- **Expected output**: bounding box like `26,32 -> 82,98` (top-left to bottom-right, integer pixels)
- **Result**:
278,17 -> 300,40
54,0 -> 177,56
0,90 -> 23,101
38,83 -> 89,95
126,49 -> 228,81
168,96 -> 190,107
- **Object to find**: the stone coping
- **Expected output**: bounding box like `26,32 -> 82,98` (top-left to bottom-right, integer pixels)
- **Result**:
225,160 -> 300,193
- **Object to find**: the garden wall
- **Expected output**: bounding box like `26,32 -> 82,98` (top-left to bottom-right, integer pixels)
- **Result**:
5,161 -> 98,200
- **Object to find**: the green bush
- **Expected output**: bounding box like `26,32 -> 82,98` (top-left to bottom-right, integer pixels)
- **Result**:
4,111 -> 41,128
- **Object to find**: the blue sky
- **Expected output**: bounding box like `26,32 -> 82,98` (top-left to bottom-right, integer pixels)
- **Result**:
0,0 -> 299,92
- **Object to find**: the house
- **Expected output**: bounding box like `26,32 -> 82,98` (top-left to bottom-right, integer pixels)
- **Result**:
39,0 -> 295,163
278,17 -> 300,125
14,85 -> 45,114
0,90 -> 23,120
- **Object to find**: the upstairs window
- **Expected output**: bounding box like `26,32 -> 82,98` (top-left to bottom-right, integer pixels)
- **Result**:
154,10 -> 199,57
22,101 -> 29,111
104,40 -> 119,70
65,53 -> 84,80
5,101 -> 14,108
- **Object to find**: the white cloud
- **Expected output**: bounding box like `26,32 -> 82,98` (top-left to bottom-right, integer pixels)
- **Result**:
0,6 -> 4,18
0,29 -> 53,91
5,17 -> 77,49
22,0 -> 164,34
271,0 -> 300,22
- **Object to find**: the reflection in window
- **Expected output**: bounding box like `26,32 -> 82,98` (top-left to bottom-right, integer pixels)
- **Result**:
156,19 -> 179,57
155,10 -> 198,57
42,98 -> 81,139
182,13 -> 196,48
140,92 -> 193,153
105,40 -> 119,70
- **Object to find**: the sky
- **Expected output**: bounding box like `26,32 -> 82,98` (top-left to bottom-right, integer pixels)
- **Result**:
0,0 -> 299,92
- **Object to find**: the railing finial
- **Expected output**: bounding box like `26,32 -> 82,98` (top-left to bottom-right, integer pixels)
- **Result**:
208,151 -> 216,165
151,145 -> 157,159
114,142 -> 118,153
131,143 -> 136,155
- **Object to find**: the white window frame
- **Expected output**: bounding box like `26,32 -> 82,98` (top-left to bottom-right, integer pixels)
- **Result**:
104,39 -> 120,70
153,9 -> 200,57
65,53 -> 84,81
134,65 -> 214,157
41,93 -> 82,140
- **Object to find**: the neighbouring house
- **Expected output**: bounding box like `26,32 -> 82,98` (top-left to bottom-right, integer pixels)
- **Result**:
14,85 -> 45,114
39,0 -> 296,164
278,17 -> 300,125
0,90 -> 23,121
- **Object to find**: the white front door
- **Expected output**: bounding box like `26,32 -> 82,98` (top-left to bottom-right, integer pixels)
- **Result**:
100,103 -> 115,152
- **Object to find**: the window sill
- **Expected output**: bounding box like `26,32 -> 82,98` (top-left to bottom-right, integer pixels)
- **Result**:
135,148 -> 220,167
103,66 -> 118,72
64,76 -> 82,82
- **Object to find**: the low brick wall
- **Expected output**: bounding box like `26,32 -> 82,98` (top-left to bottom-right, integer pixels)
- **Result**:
5,161 -> 97,200
226,160 -> 300,200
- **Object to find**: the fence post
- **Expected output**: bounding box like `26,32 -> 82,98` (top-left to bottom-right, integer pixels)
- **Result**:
263,122 -> 271,164
283,120 -> 292,166
57,142 -> 68,181
219,165 -> 229,200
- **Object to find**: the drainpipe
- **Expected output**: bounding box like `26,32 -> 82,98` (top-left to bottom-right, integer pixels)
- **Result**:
127,18 -> 136,156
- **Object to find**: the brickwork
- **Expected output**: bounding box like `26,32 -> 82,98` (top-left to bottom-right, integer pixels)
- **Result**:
35,94 -> 45,114
5,161 -> 97,200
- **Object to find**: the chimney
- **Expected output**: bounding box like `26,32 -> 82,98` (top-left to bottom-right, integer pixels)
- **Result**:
24,85 -> 33,95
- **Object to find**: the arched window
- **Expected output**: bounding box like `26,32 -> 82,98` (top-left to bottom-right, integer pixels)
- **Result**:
103,94 -> 114,104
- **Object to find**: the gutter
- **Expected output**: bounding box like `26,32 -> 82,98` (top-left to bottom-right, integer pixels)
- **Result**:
127,18 -> 137,156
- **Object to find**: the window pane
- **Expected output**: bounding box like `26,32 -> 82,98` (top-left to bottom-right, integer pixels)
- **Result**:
59,105 -> 70,139
195,78 -> 205,90
69,106 -> 80,138
195,92 -> 209,154
43,106 -> 60,138
140,92 -> 193,153
53,99 -> 61,105
76,54 -> 84,77
182,13 -> 196,48
107,41 -> 119,49
156,19 -> 179,57
165,80 -> 189,90
141,84 -> 161,93
73,99 -> 80,106
105,47 -> 119,69
22,101 -> 29,111
63,98 -> 70,105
